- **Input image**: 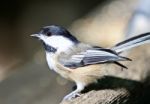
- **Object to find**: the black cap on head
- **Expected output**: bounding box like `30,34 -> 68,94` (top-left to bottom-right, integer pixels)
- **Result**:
39,25 -> 79,43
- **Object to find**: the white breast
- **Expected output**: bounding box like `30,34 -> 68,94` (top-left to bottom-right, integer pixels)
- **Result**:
46,52 -> 57,71
45,52 -> 71,79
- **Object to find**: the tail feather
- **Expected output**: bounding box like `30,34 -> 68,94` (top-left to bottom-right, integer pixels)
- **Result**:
114,62 -> 128,69
112,32 -> 150,53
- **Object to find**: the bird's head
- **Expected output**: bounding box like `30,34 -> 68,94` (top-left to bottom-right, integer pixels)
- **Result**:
31,25 -> 79,53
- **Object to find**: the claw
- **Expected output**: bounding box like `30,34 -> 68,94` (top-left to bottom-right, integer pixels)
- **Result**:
63,92 -> 81,101
63,82 -> 85,101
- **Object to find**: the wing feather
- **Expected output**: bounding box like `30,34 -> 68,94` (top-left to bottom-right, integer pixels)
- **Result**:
59,45 -> 130,69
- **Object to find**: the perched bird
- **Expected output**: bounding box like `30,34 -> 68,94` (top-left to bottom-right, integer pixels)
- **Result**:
31,25 -> 150,100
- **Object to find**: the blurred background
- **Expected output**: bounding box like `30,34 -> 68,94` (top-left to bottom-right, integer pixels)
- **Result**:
0,0 -> 150,104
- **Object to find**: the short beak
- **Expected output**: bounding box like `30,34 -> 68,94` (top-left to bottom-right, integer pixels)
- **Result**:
30,33 -> 41,39
30,34 -> 38,37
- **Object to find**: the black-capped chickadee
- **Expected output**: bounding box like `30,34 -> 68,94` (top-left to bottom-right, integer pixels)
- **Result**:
31,25 -> 150,100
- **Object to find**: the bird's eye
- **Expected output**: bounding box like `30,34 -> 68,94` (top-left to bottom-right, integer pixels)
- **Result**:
46,32 -> 51,36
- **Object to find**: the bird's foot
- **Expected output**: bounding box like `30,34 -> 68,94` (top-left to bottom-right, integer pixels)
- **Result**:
63,91 -> 81,101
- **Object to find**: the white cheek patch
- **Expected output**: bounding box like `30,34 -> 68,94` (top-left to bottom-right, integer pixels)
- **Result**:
42,35 -> 74,52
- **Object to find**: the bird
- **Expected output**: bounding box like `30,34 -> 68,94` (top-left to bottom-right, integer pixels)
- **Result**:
31,25 -> 150,100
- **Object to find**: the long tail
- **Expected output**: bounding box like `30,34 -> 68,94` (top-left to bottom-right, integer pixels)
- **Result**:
112,32 -> 150,53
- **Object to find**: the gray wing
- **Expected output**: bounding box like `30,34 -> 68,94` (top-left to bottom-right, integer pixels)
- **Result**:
59,46 -> 130,69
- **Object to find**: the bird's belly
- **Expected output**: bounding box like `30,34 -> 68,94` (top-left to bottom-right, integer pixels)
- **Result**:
68,64 -> 109,84
46,53 -> 110,84
46,53 -> 71,79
